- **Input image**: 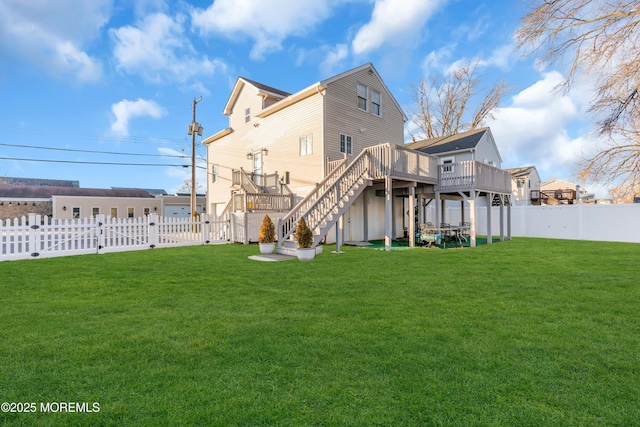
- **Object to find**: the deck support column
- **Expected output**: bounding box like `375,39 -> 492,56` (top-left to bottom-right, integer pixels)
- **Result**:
507,197 -> 512,241
408,184 -> 415,248
486,192 -> 493,245
363,190 -> 369,242
460,200 -> 465,225
469,193 -> 477,248
385,176 -> 392,251
499,195 -> 505,242
334,214 -> 344,253
435,192 -> 441,230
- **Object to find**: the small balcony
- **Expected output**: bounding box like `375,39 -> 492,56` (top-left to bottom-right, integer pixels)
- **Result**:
437,161 -> 512,194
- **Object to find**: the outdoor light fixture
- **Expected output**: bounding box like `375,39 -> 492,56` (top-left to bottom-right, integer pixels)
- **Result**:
261,148 -> 268,156
63,206 -> 67,211
246,152 -> 253,160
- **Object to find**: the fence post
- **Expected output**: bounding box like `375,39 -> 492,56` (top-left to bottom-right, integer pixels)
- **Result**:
28,213 -> 38,257
203,214 -> 211,244
148,213 -> 159,248
96,214 -> 106,254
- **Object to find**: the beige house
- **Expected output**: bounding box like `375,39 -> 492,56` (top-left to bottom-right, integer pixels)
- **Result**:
0,184 -> 161,220
505,166 -> 542,206
204,63 -> 513,251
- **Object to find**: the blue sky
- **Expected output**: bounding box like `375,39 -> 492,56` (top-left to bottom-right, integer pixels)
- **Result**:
0,0 -> 603,195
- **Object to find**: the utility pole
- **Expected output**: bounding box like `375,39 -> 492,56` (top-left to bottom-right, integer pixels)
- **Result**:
188,97 -> 203,220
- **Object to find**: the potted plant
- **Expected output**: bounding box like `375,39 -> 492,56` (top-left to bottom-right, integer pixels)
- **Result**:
295,216 -> 315,261
258,214 -> 276,254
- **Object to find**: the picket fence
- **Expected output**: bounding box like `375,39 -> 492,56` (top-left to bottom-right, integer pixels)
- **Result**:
0,213 -> 229,262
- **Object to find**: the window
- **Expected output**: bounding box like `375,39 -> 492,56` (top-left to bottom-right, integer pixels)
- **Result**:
357,83 -> 368,111
127,207 -> 134,218
299,135 -> 313,156
92,207 -> 100,217
340,134 -> 353,155
110,207 -> 118,218
212,164 -> 219,183
72,207 -> 80,219
245,107 -> 251,123
371,89 -> 381,116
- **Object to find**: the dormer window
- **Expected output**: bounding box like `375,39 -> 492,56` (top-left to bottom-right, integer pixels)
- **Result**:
357,83 -> 368,112
245,107 -> 251,123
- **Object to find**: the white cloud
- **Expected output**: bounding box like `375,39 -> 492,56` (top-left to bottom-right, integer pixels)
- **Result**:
110,13 -> 227,85
352,0 -> 447,55
487,71 -> 599,186
110,99 -> 166,137
0,0 -> 109,82
191,0 -> 336,60
320,44 -> 349,75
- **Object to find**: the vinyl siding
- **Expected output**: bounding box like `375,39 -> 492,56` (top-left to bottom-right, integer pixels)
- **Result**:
206,84 -> 325,207
323,69 -> 405,163
474,133 -> 501,167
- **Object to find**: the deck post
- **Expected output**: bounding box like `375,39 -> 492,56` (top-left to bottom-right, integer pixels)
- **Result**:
385,176 -> 392,251
486,192 -> 493,245
408,184 -> 415,248
499,195 -> 505,242
363,189 -> 369,242
435,192 -> 441,230
469,193 -> 477,248
507,198 -> 512,240
334,214 -> 344,253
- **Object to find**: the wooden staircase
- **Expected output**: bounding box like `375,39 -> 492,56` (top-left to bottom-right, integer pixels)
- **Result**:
276,148 -> 373,255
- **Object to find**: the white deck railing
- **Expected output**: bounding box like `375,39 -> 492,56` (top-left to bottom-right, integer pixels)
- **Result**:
277,143 -> 439,247
437,161 -> 512,193
0,213 -> 228,262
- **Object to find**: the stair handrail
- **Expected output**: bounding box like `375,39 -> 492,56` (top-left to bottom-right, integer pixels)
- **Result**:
277,144 -> 393,247
276,156 -> 350,245
237,168 -> 261,193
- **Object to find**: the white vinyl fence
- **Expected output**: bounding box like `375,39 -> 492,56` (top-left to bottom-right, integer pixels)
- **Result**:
0,213 -> 229,262
430,203 -> 640,243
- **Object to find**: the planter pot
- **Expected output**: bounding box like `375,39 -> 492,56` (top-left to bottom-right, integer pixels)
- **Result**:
297,247 -> 316,261
259,243 -> 275,254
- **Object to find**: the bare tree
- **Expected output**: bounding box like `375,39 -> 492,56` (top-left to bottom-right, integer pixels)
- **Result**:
409,60 -> 510,139
517,0 -> 640,198
578,116 -> 640,203
516,0 -> 640,133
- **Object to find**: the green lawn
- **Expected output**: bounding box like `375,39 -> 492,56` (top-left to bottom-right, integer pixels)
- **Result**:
0,239 -> 639,426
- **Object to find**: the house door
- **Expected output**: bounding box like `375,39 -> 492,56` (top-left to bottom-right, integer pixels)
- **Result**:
252,151 -> 262,186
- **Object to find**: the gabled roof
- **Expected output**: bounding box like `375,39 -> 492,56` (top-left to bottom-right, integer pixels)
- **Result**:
224,62 -> 407,121
223,76 -> 290,116
406,127 -> 490,155
0,184 -> 155,199
505,166 -> 537,179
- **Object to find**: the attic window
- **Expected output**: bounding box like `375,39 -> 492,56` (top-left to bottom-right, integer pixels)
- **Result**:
357,83 -> 368,112
245,108 -> 251,123
371,89 -> 381,116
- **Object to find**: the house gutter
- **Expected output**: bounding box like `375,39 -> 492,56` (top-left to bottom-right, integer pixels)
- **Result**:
202,128 -> 233,145
256,83 -> 326,118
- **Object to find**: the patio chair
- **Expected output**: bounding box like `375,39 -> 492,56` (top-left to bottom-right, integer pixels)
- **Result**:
459,222 -> 470,241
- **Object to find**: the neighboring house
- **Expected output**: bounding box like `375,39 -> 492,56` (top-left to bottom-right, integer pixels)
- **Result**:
405,127 -> 502,169
203,63 -> 513,251
505,166 -> 541,206
540,178 -> 595,205
0,184 -> 161,220
156,193 -> 206,218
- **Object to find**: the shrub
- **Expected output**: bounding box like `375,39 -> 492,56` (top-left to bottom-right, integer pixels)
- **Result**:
295,217 -> 313,248
258,214 -> 275,243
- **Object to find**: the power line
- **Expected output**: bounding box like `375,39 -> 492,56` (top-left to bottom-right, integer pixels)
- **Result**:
0,142 -> 189,159
0,156 -> 188,167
